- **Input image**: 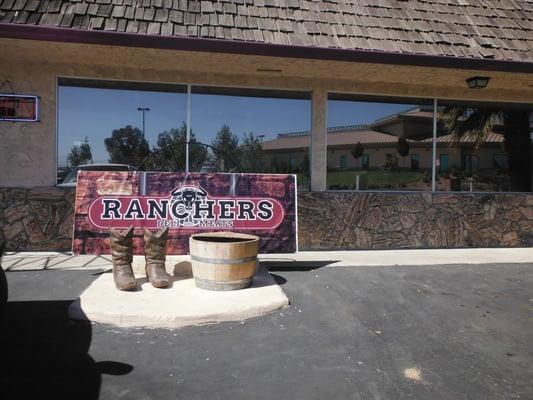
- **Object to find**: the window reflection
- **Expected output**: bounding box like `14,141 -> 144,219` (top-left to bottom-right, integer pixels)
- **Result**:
327,97 -> 434,191
57,81 -> 532,193
191,87 -> 311,188
57,80 -> 312,187
436,102 -> 532,192
57,79 -> 187,183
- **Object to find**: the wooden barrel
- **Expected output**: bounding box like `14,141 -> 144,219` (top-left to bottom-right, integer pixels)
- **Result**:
189,232 -> 259,291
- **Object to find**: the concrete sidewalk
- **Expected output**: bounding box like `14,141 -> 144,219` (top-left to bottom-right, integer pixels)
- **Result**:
2,247 -> 532,272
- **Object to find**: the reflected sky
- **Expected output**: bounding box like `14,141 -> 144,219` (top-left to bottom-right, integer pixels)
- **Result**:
57,85 -> 417,167
58,86 -> 311,166
328,100 -> 416,126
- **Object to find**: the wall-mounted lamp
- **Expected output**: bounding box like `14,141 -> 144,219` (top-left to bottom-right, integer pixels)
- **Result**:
466,76 -> 490,89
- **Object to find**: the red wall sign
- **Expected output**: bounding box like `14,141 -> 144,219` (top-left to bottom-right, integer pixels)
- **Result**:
0,94 -> 39,122
73,172 -> 297,255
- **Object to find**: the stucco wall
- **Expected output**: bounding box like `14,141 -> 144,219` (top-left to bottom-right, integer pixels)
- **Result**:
0,67 -> 57,187
1,187 -> 531,252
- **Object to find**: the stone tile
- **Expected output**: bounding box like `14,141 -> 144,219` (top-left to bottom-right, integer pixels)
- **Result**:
298,192 -> 533,250
519,206 -> 533,220
4,204 -> 30,224
4,221 -> 24,241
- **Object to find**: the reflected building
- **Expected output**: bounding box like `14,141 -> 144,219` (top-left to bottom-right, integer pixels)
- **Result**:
262,106 -> 510,191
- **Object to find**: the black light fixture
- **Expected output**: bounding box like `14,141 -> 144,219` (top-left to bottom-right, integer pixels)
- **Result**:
466,76 -> 490,89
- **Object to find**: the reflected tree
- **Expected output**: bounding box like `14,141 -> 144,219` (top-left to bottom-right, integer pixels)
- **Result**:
212,124 -> 240,171
443,107 -> 532,192
104,125 -> 150,166
301,151 -> 309,174
67,137 -> 93,166
397,137 -> 410,169
397,137 -> 410,157
240,132 -> 263,172
67,146 -> 83,167
153,122 -> 207,171
350,142 -> 364,168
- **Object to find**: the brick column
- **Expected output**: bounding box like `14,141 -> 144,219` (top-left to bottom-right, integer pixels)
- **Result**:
310,87 -> 327,191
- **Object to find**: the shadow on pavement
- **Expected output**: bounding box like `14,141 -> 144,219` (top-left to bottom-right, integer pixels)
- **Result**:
0,275 -> 133,400
269,273 -> 288,285
260,260 -> 337,272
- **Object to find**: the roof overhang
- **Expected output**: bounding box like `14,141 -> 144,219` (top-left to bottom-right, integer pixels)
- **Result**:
1,23 -> 532,74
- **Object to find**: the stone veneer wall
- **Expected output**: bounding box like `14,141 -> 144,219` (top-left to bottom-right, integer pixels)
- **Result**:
0,187 -> 75,251
0,187 -> 532,252
298,192 -> 533,250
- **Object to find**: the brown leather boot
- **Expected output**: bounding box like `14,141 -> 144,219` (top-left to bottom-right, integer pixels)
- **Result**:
109,227 -> 137,291
144,228 -> 170,288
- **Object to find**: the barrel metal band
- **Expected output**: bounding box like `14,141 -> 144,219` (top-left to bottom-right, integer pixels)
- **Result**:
193,276 -> 252,290
190,254 -> 257,265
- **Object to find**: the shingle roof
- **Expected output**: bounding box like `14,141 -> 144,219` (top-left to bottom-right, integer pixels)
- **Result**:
261,126 -> 504,151
1,0 -> 532,62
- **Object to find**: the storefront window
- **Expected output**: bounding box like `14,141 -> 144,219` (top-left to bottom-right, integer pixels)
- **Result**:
57,78 -> 187,183
191,86 -> 311,188
57,80 -> 310,188
327,95 -> 434,191
58,80 -> 532,193
435,101 -> 532,192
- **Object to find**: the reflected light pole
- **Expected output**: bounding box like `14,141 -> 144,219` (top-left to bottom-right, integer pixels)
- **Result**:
137,107 -> 150,140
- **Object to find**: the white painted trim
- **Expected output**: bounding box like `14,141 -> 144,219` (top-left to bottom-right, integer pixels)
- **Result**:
432,98 -> 437,192
186,83 -> 191,173
294,173 -> 299,253
55,76 -> 59,183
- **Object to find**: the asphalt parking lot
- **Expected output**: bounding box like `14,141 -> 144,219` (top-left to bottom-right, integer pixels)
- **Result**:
2,261 -> 532,400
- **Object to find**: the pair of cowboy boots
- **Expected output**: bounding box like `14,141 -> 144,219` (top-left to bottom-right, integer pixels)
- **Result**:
109,227 -> 170,291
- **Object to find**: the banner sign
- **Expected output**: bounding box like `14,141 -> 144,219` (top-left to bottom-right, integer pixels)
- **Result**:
73,172 -> 297,255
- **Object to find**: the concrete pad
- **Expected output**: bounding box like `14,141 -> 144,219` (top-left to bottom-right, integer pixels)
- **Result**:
68,265 -> 289,329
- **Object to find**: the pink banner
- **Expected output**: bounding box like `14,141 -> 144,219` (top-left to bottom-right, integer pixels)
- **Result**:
73,172 -> 297,255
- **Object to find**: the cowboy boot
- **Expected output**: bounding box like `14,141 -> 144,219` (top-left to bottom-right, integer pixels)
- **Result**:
109,227 -> 137,291
144,228 -> 171,288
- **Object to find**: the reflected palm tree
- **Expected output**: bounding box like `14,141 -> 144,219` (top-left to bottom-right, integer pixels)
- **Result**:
441,106 -> 531,192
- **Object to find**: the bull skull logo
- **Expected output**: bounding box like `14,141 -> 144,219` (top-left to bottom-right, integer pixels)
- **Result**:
170,185 -> 208,210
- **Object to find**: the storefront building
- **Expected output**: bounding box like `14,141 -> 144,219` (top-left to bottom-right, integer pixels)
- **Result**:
1,0 -> 532,251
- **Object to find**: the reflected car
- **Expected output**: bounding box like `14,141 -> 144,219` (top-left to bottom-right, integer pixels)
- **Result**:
57,164 -> 137,187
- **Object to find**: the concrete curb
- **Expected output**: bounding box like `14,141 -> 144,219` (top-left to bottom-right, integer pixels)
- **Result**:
3,248 -> 532,272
